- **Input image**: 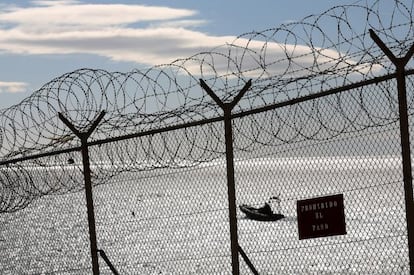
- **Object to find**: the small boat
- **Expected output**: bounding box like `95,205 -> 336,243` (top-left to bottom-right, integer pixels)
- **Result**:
239,204 -> 284,221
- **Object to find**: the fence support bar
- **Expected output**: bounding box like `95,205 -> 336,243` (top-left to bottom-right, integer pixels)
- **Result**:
370,29 -> 414,275
200,79 -> 252,275
59,111 -> 106,275
98,249 -> 120,275
238,245 -> 259,275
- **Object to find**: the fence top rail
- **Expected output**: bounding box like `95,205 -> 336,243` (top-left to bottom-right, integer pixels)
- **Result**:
0,69 -> 411,167
0,0 -> 412,161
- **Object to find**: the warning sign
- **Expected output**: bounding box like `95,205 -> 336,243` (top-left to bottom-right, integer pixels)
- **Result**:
297,194 -> 346,240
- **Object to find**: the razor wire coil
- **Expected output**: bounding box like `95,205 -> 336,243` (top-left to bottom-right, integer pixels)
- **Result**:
0,0 -> 413,212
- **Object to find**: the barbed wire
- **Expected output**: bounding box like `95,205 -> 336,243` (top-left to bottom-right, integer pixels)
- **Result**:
0,0 -> 413,212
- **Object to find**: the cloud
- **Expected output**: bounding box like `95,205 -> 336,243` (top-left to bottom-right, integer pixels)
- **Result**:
0,1 -> 235,66
0,1 -> 380,78
0,81 -> 28,93
149,19 -> 208,29
31,0 -> 81,6
0,1 -> 196,29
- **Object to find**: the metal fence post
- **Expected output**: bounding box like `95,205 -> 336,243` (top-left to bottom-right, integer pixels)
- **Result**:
370,29 -> 414,274
59,111 -> 106,275
98,250 -> 120,275
200,79 -> 252,275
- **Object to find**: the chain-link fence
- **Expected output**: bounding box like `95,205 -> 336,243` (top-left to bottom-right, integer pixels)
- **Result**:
1,73 -> 412,274
234,79 -> 409,274
2,1 -> 414,274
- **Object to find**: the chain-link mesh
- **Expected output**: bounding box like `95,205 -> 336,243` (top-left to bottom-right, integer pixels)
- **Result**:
234,79 -> 408,274
1,78 -> 412,274
2,0 -> 414,274
91,128 -> 233,274
0,152 -> 93,274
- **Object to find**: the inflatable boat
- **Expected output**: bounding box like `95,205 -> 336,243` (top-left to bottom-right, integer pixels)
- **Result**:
239,204 -> 284,221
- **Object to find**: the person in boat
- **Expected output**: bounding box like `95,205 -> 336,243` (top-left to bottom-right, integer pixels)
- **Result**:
257,195 -> 281,215
257,201 -> 272,215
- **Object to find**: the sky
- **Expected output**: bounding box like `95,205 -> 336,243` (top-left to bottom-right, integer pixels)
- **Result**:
0,0 -> 380,109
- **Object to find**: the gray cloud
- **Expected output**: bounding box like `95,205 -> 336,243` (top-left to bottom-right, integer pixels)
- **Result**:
0,81 -> 28,93
0,1 -> 381,78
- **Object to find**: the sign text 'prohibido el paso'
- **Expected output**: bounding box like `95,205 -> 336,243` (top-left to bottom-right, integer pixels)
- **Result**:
297,194 -> 346,240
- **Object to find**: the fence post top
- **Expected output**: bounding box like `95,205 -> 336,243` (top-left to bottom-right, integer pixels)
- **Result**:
199,79 -> 252,112
370,29 -> 414,67
58,111 -> 106,141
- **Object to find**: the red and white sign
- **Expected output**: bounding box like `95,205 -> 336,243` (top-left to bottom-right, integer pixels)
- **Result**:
297,194 -> 346,240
